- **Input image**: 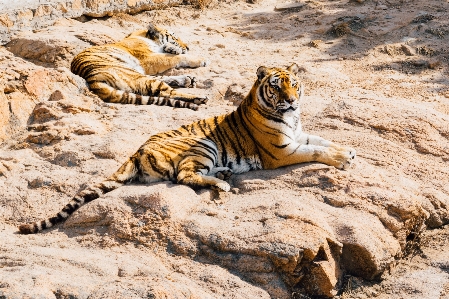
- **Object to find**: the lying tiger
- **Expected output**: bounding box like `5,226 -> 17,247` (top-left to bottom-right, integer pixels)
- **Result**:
19,63 -> 356,234
71,24 -> 209,110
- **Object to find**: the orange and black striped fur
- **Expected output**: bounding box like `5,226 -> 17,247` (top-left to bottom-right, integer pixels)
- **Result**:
70,24 -> 209,111
19,63 -> 356,234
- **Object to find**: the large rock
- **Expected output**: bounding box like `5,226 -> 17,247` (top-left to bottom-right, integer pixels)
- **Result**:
1,0 -> 449,298
0,0 -> 183,45
0,47 -> 93,144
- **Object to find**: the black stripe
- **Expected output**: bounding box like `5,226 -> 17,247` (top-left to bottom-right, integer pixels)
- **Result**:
190,124 -> 197,135
188,149 -> 216,164
238,107 -> 277,160
135,95 -> 142,105
62,204 -> 76,214
40,220 -> 47,230
83,191 -> 99,203
272,143 -> 289,148
230,112 -> 255,167
170,130 -> 183,136
148,153 -> 168,177
153,81 -> 164,96
195,139 -> 218,161
225,114 -> 245,165
180,125 -> 190,133
99,182 -> 115,193
256,106 -> 285,124
122,92 -> 129,104
211,117 -> 228,166
288,144 -> 302,156
216,116 -> 241,165
259,84 -> 274,109
195,121 -> 209,138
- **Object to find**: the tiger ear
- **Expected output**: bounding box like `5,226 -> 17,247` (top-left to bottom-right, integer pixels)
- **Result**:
147,23 -> 160,39
257,66 -> 268,81
287,63 -> 300,75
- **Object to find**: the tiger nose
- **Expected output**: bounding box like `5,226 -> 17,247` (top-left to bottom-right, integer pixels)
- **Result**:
286,95 -> 296,104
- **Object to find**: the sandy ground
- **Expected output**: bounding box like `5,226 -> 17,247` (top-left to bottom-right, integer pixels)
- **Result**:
1,0 -> 449,298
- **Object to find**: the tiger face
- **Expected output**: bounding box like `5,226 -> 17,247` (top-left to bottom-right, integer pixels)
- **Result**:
146,24 -> 189,54
256,63 -> 302,113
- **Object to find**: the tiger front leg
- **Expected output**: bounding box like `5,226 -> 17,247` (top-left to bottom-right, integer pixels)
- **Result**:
296,133 -> 332,147
279,143 -> 356,170
175,55 -> 210,69
178,171 -> 231,192
295,133 -> 356,168
141,54 -> 209,75
163,43 -> 186,55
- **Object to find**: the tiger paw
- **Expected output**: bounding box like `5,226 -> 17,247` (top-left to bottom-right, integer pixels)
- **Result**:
214,181 -> 231,192
200,59 -> 210,67
216,169 -> 233,181
193,96 -> 209,105
163,43 -> 184,55
185,76 -> 197,88
328,145 -> 356,170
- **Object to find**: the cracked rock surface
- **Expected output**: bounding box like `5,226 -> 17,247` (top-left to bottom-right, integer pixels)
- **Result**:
1,0 -> 449,298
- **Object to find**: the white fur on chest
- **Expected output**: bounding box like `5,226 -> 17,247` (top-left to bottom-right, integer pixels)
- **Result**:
270,110 -> 303,141
109,47 -> 146,74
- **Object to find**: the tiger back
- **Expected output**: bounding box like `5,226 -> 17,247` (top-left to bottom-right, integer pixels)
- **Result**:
19,63 -> 356,234
70,24 -> 210,110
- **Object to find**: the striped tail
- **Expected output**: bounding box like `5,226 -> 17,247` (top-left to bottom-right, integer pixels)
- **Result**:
18,157 -> 139,234
115,90 -> 199,111
89,82 -> 199,111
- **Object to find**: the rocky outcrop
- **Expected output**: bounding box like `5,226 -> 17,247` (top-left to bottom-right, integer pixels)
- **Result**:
0,0 -> 182,45
1,0 -> 449,298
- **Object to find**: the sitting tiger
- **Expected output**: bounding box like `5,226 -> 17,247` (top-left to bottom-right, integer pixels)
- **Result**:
19,63 -> 356,234
70,24 -> 209,111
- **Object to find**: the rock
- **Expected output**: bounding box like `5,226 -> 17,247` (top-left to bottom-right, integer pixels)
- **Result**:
0,0 -> 181,45
30,102 -> 64,123
0,91 -> 9,141
224,84 -> 247,105
412,59 -> 429,67
49,90 -> 65,101
1,1 -> 449,298
428,59 -> 442,69
6,37 -> 78,68
401,44 -> 415,56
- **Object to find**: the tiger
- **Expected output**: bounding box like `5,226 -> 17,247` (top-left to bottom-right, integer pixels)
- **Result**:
19,63 -> 356,234
70,23 -> 210,111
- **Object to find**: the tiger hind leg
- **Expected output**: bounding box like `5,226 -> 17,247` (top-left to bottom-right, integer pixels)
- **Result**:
178,171 -> 231,192
176,157 -> 230,192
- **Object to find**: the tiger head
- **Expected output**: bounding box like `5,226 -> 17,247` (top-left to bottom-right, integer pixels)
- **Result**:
254,63 -> 303,114
146,24 -> 189,54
